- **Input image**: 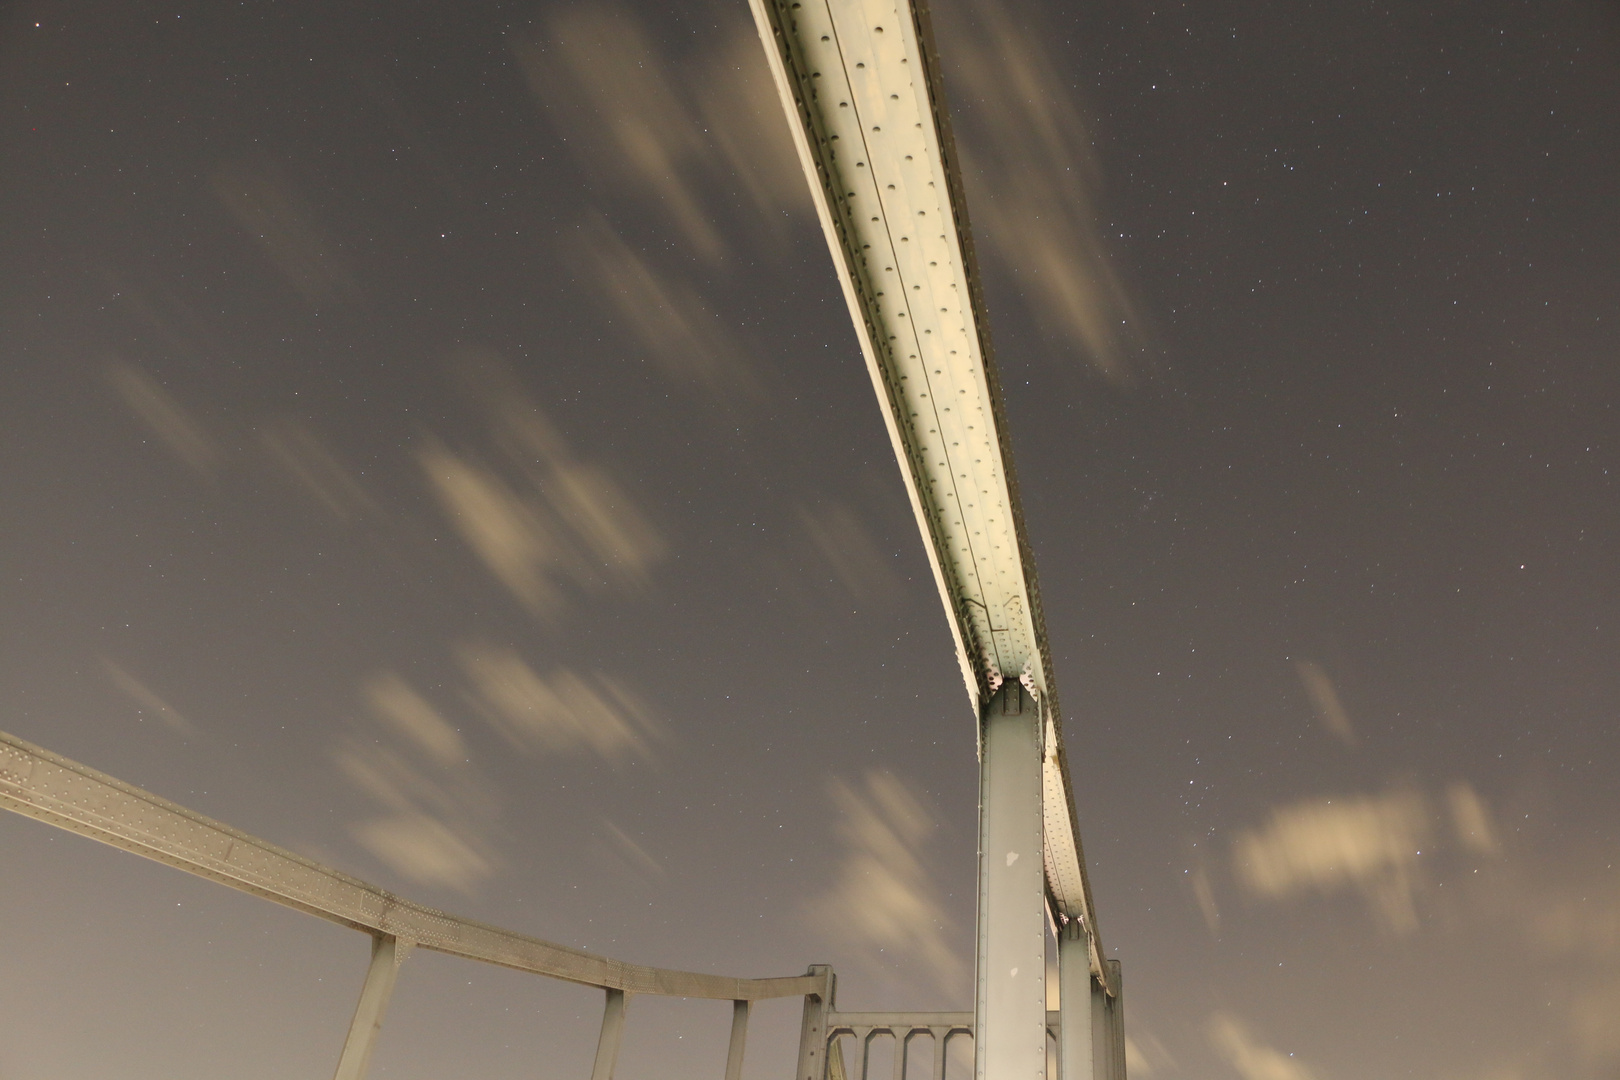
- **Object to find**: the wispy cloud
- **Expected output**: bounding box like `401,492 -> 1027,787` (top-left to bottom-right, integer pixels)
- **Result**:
1124,1029 -> 1176,1077
457,645 -> 654,760
1190,864 -> 1221,934
421,441 -> 569,615
576,216 -> 760,398
1231,788 -> 1430,933
348,812 -> 494,894
1207,1013 -> 1319,1080
1295,660 -> 1357,746
101,659 -> 195,734
1532,898 -> 1620,963
1446,781 -> 1501,856
807,772 -> 966,993
691,26 -> 810,227
603,820 -> 666,880
1472,851 -> 1620,1073
336,672 -> 496,893
363,673 -> 467,767
210,159 -> 356,304
516,4 -> 804,262
795,502 -> 902,604
259,419 -> 378,522
1572,977 -> 1620,1065
106,363 -> 220,475
421,353 -> 664,617
1232,780 -> 1509,935
938,0 -> 1152,385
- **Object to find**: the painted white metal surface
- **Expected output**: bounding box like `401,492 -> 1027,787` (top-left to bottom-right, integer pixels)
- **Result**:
1057,923 -> 1094,1080
332,934 -> 412,1080
590,988 -> 630,1080
725,999 -> 753,1080
975,683 -> 1049,1079
0,729 -> 820,1002
745,0 -> 1113,990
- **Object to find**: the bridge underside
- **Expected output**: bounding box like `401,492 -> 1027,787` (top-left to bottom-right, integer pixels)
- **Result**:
743,0 -> 1122,1075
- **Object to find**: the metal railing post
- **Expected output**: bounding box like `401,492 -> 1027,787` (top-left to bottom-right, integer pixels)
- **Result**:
796,965 -> 834,1080
1057,921 -> 1093,1080
725,999 -> 751,1080
975,681 -> 1048,1080
932,1027 -> 951,1080
591,987 -> 629,1080
332,932 -> 413,1080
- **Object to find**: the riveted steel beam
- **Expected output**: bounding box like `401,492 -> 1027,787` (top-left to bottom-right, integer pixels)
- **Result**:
744,0 -> 1113,992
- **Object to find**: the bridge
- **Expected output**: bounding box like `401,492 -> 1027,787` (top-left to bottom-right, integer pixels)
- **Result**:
0,0 -> 1127,1076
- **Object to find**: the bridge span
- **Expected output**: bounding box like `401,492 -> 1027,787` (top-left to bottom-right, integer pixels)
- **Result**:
743,0 -> 1124,1074
0,0 -> 1126,1076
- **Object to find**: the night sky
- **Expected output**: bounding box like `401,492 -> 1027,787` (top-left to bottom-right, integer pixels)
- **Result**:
3,1 -> 1618,1078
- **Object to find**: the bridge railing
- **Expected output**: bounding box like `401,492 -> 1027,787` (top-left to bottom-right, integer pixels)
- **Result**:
0,728 -> 829,1079
816,1010 -> 1116,1080
824,1011 -> 974,1080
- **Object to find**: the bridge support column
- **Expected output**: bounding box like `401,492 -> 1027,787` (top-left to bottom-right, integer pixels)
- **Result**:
591,988 -> 629,1080
1095,961 -> 1124,1080
1057,921 -> 1093,1080
975,681 -> 1047,1080
796,965 -> 834,1080
332,932 -> 413,1080
726,999 -> 751,1080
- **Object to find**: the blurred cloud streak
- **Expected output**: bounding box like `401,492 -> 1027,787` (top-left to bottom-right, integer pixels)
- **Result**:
795,501 -> 902,604
1295,660 -> 1357,746
259,419 -> 378,522
1190,864 -> 1221,934
421,441 -> 568,615
336,672 -> 497,894
577,216 -> 761,398
101,659 -> 195,734
210,159 -> 356,304
106,363 -> 220,475
1232,788 -> 1430,933
808,771 -> 965,993
348,812 -> 494,894
1124,1030 -> 1175,1077
693,26 -> 810,227
939,0 -> 1152,385
516,4 -> 804,262
603,820 -> 666,880
457,645 -> 653,760
421,353 -> 664,617
363,673 -> 466,767
1446,781 -> 1501,856
1571,978 -> 1620,1066
1207,1013 -> 1319,1080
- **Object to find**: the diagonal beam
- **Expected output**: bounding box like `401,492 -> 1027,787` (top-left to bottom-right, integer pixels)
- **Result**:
744,0 -> 1113,991
332,933 -> 414,1080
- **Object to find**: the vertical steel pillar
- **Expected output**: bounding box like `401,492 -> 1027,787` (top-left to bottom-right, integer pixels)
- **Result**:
975,681 -> 1048,1080
332,933 -> 413,1080
1057,921 -> 1093,1080
796,965 -> 834,1080
726,999 -> 752,1080
1089,977 -> 1108,1080
591,988 -> 629,1080
1086,960 -> 1124,1080
1102,961 -> 1125,1080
